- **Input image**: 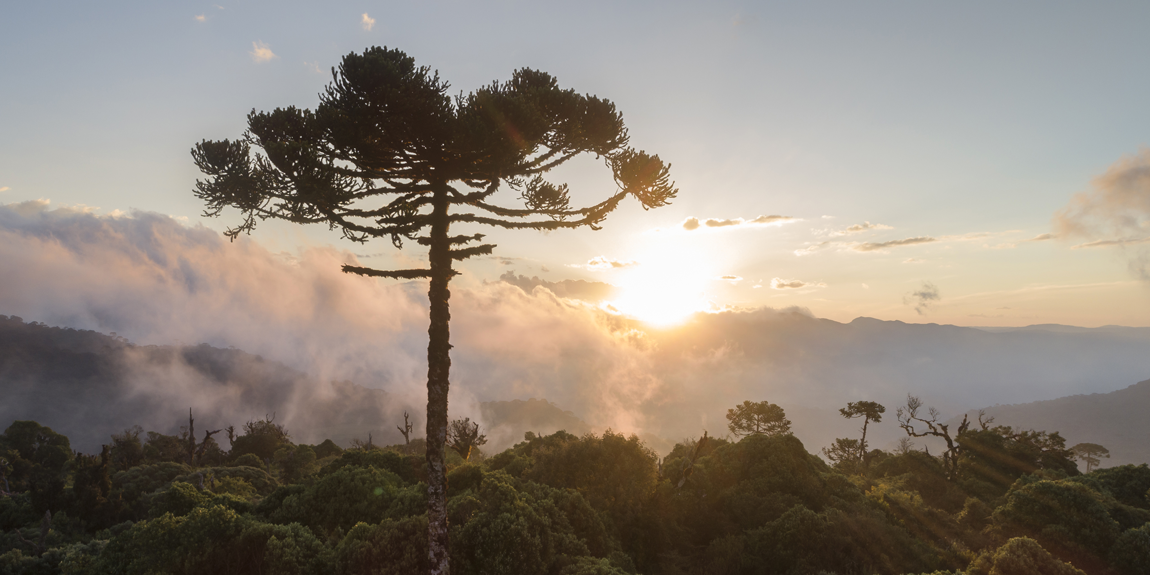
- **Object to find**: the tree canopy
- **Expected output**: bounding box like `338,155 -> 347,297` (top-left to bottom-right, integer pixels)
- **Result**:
726,400 -> 792,438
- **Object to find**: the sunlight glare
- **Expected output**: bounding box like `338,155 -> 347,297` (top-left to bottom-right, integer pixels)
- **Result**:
607,264 -> 712,327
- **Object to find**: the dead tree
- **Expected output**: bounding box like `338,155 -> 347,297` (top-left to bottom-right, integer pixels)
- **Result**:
183,409 -> 222,466
397,411 -> 414,445
896,395 -> 971,481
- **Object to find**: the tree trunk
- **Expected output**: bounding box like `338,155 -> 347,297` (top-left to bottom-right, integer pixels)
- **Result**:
425,184 -> 453,575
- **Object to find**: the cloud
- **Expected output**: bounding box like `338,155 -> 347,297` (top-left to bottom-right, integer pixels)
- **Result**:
0,187 -> 8,193
833,221 -> 892,236
904,281 -> 940,315
1055,149 -> 1150,278
250,41 -> 276,63
682,214 -> 797,231
1071,237 -> 1150,249
303,61 -> 322,74
794,241 -> 830,256
1025,233 -> 1056,242
361,13 -> 376,31
195,14 -> 206,22
903,258 -> 925,264
851,236 -> 938,252
568,256 -> 638,271
4,202 -> 1150,456
716,275 -> 743,284
770,277 -> 825,289
500,271 -> 617,302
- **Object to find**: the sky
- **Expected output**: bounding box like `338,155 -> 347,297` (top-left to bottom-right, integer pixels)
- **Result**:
3,1 -> 1150,328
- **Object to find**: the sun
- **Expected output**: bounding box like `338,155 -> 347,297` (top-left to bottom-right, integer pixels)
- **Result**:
607,267 -> 711,327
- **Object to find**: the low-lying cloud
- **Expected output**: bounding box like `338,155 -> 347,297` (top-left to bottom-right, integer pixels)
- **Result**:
4,201 -> 1150,457
499,271 -> 618,302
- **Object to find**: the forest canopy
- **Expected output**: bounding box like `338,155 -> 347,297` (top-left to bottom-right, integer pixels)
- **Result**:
1,399 -> 1148,575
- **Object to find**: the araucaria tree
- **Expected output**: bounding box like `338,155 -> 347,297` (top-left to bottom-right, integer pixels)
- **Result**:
726,400 -> 791,438
823,401 -> 885,472
191,47 -> 676,574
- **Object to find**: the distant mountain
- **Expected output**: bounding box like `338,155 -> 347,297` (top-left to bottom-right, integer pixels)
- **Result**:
965,378 -> 1150,468
4,312 -> 1149,465
0,314 -> 407,452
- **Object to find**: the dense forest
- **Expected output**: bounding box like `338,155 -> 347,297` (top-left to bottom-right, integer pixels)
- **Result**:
2,394 -> 1149,574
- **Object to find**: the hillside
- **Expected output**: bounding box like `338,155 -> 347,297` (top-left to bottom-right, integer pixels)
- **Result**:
969,378 -> 1150,467
0,314 -> 405,451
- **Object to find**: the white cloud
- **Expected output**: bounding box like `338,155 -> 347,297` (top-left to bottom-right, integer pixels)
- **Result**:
250,41 -> 277,63
771,277 -> 826,290
568,256 -> 638,271
0,187 -> 9,193
832,221 -> 892,236
682,214 -> 797,231
1071,237 -> 1150,249
1025,233 -> 1056,242
794,241 -> 830,256
303,61 -> 322,74
194,14 -> 206,22
715,275 -> 743,284
362,13 -> 376,31
850,236 -> 938,252
903,258 -> 925,264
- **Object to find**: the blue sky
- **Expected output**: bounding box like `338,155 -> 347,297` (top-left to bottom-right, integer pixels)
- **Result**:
3,1 -> 1150,326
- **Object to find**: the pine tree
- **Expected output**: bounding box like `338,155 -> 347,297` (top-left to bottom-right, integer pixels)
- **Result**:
191,46 -> 676,574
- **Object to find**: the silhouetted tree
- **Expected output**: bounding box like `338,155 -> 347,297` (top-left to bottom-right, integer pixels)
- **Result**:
397,411 -> 414,447
1071,442 -> 1110,473
823,401 -> 885,472
191,46 -> 676,573
896,395 -> 972,481
726,400 -> 791,438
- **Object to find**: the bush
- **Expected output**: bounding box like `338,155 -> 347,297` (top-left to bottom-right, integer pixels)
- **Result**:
87,504 -> 329,575
967,537 -> 1085,575
1109,524 -> 1150,575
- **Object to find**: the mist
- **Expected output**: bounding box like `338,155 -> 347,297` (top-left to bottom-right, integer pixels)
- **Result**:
3,200 -> 1150,456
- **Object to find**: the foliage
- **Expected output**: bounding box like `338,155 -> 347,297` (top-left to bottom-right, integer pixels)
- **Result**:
263,465 -> 417,535
991,478 -> 1121,570
2,406 -> 1149,575
447,418 -> 488,462
967,537 -> 1086,575
957,426 -> 1078,499
0,422 -> 72,514
86,504 -> 329,574
725,400 -> 792,438
229,416 -> 290,463
318,448 -> 423,485
1109,523 -> 1150,575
